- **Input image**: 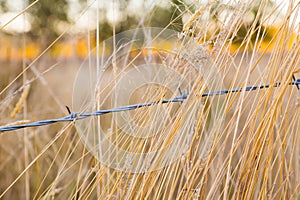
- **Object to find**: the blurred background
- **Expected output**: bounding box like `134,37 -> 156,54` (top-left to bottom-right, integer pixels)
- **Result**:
0,0 -> 297,62
0,0 -> 189,62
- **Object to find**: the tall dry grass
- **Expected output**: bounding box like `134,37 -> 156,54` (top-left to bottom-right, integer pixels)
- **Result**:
0,0 -> 299,199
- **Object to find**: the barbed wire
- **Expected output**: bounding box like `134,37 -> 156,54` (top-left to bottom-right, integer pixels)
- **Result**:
0,78 -> 299,132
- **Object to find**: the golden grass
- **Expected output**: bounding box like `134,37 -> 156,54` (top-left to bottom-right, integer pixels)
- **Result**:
10,84 -> 30,118
0,0 -> 299,199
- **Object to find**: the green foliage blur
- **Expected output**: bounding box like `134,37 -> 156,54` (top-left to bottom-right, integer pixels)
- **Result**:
0,0 -> 188,42
28,0 -> 69,41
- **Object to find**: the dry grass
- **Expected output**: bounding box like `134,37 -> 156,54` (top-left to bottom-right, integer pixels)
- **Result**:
0,0 -> 299,199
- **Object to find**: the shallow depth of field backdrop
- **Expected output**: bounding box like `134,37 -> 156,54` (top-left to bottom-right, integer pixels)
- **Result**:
0,0 -> 300,199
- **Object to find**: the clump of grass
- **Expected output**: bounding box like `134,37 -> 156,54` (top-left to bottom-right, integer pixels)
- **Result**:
0,0 -> 299,199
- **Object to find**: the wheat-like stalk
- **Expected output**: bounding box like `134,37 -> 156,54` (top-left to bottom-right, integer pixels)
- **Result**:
10,84 -> 30,118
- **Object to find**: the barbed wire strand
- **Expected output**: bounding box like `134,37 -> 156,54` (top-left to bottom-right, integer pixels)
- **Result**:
0,78 -> 299,132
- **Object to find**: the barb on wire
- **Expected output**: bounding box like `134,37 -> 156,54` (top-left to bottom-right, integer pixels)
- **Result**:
0,78 -> 299,132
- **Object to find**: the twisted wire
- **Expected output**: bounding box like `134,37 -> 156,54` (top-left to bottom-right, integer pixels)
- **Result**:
0,78 -> 299,132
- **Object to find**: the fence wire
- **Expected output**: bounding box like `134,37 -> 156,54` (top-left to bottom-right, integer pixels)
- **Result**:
0,78 -> 299,132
